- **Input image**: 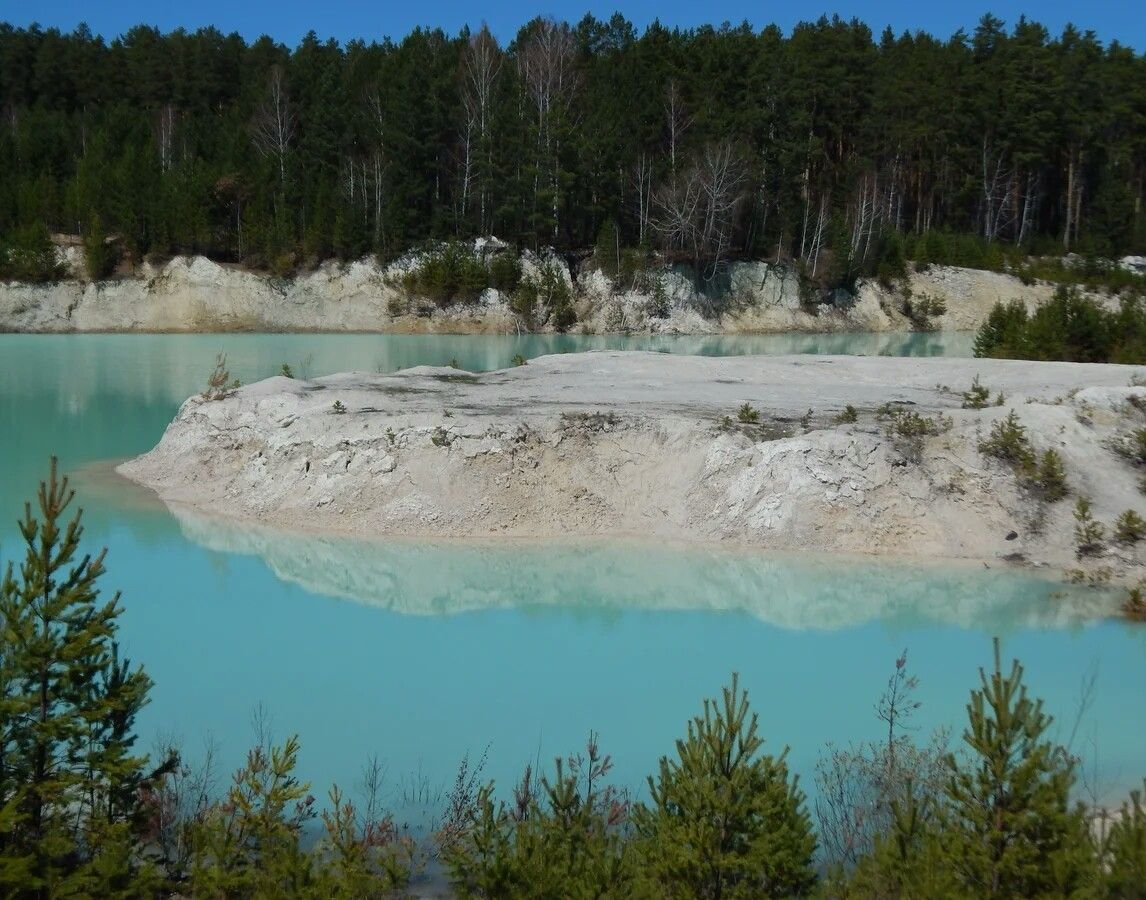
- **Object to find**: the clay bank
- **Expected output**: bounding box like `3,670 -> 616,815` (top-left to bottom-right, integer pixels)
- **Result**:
0,250 -> 1058,335
119,352 -> 1146,600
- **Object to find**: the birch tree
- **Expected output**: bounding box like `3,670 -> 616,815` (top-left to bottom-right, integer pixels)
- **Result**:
461,25 -> 502,234
365,89 -> 390,249
652,141 -> 747,280
518,18 -> 579,242
664,80 -> 692,185
251,65 -> 296,191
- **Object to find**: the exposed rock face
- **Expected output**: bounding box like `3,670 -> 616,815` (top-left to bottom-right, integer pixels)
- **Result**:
1,252 -> 1060,335
119,352 -> 1146,589
0,256 -> 516,333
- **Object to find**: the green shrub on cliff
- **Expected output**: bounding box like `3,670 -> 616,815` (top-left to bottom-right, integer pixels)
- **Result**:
0,224 -> 64,283
974,287 -> 1146,364
402,243 -> 491,306
511,259 -> 575,331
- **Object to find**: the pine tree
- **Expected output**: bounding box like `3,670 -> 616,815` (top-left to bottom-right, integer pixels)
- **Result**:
633,673 -> 817,898
843,780 -> 962,898
943,639 -> 1097,897
188,734 -> 318,897
442,734 -> 635,899
1104,781 -> 1146,899
83,213 -> 117,281
0,458 -> 170,897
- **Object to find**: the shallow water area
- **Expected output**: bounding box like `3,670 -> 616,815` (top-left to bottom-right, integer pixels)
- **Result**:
1,332 -> 1143,818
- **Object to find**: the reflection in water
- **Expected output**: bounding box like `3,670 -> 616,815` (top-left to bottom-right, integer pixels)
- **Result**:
167,504 -> 1118,631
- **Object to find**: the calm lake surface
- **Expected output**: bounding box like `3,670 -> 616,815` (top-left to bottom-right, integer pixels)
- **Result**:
1,332 -> 1143,818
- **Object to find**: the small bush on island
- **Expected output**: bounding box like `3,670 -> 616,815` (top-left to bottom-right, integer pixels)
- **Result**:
1115,509 -> 1146,545
1030,448 -> 1069,503
977,413 -> 1070,502
835,404 -> 858,424
979,411 -> 1036,469
885,410 -> 949,438
880,408 -> 951,463
1123,585 -> 1146,622
1073,497 -> 1106,557
961,374 -> 992,409
1110,427 -> 1146,466
202,352 -> 240,400
738,402 -> 760,424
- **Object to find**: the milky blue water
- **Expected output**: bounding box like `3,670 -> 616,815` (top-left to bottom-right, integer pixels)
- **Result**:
1,332 -> 1142,820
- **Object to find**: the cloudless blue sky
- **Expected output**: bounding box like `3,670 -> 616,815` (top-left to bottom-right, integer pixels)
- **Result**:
0,0 -> 1141,50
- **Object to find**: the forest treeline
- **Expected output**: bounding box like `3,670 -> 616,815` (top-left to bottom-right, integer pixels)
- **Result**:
3,459 -> 1146,896
0,13 -> 1144,283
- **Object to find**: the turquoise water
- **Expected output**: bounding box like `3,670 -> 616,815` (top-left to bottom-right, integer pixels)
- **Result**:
1,333 -> 1143,819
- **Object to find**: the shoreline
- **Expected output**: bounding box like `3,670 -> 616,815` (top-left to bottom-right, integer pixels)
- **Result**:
82,455 -> 1094,583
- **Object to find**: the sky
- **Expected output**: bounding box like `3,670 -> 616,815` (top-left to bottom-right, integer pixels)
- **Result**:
0,0 -> 1141,50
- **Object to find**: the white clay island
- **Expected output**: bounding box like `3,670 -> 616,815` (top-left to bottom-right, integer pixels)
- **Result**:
119,352 -> 1146,589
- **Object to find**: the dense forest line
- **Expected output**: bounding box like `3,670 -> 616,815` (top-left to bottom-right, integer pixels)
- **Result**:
2,460 -> 1145,896
0,13 -> 1144,286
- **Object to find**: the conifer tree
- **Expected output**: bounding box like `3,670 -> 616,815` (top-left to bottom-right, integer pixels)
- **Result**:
1104,781 -> 1146,899
83,213 -> 117,281
0,459 -> 169,897
633,673 -> 817,898
943,639 -> 1096,898
843,779 -> 962,898
188,734 -> 319,897
442,734 -> 635,898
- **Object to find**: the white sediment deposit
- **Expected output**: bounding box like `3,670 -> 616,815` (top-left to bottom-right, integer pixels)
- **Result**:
120,352 -> 1146,589
1,252 -> 1060,335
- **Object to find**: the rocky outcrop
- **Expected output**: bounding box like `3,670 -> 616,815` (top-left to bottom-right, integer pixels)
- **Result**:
0,256 -> 515,333
1,251 -> 1061,335
118,352 -> 1146,596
